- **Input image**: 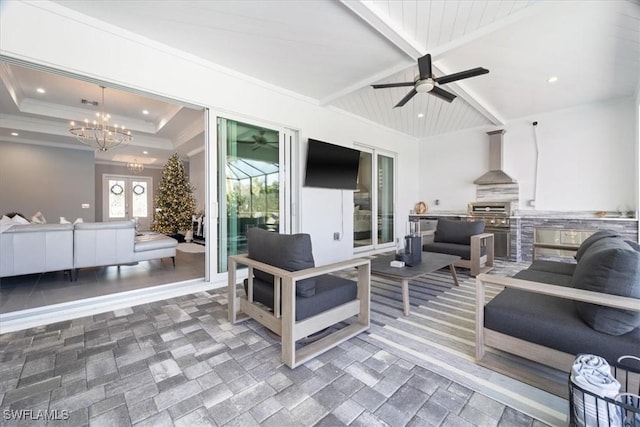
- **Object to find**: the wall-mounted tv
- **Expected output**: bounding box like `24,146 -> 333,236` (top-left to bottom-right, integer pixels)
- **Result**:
304,138 -> 360,190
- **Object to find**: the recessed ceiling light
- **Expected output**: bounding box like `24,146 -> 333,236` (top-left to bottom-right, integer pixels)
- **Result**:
11,132 -> 19,136
142,151 -> 148,155
142,110 -> 149,115
417,113 -> 425,118
547,76 -> 558,83
36,88 -> 46,94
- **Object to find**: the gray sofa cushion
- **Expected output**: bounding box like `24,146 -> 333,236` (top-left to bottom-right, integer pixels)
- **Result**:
527,260 -> 576,277
574,229 -> 620,261
572,237 -> 640,335
247,227 -> 316,297
423,242 -> 483,260
485,288 -> 640,364
513,269 -> 573,287
244,274 -> 357,321
434,219 -> 484,245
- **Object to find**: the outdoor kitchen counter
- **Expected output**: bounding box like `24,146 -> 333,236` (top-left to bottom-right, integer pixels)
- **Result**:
410,212 -> 638,262
517,215 -> 637,262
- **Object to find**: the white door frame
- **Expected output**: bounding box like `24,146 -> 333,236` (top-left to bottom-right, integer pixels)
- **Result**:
102,174 -> 154,230
211,113 -> 297,278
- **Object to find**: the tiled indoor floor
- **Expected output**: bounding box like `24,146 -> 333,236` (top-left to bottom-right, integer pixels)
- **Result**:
0,288 -> 552,427
0,249 -> 205,314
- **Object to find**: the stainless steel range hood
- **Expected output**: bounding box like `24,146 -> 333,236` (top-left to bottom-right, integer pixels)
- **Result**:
473,129 -> 517,185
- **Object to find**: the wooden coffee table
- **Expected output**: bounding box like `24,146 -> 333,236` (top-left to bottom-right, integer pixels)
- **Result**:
370,252 -> 461,316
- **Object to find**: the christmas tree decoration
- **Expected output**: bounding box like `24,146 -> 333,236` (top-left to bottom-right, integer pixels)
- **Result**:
152,153 -> 196,235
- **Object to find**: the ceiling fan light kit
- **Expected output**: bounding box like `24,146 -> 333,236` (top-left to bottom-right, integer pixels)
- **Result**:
415,79 -> 434,93
372,54 -> 489,108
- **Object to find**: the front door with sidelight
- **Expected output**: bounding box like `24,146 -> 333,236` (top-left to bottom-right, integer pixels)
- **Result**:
103,175 -> 153,231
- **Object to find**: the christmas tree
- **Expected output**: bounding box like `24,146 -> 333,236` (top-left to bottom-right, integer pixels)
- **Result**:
152,153 -> 196,235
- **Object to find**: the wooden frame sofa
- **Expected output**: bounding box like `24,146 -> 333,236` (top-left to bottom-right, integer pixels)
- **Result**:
476,231 -> 640,373
423,218 -> 494,277
228,228 -> 370,368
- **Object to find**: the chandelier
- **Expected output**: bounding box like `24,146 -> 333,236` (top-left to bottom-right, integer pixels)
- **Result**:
127,159 -> 144,174
69,86 -> 133,151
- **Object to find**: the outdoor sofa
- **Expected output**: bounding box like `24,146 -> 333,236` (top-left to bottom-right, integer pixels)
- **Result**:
476,230 -> 640,372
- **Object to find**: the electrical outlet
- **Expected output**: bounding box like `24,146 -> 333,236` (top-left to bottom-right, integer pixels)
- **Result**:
82,203 -> 90,209
333,232 -> 340,240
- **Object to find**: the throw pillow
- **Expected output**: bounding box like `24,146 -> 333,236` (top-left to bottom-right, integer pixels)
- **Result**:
60,217 -> 71,224
247,227 -> 316,297
572,237 -> 640,335
575,229 -> 621,262
625,240 -> 640,252
434,218 -> 484,245
30,211 -> 47,224
74,218 -> 84,224
11,215 -> 30,225
0,215 -> 14,233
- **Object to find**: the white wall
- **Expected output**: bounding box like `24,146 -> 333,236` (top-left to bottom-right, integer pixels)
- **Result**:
419,97 -> 637,212
417,130 -> 486,212
0,1 -> 419,265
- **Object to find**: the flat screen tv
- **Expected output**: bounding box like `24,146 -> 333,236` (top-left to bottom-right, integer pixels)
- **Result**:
304,139 -> 360,190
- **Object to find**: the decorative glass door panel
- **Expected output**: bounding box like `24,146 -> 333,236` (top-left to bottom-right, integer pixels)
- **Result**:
377,154 -> 394,244
353,148 -> 395,251
108,179 -> 126,219
103,175 -> 153,230
218,118 -> 282,273
131,180 -> 148,219
354,152 -> 373,248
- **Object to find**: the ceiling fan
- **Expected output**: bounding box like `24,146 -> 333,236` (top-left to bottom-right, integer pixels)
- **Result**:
372,54 -> 489,108
237,130 -> 278,151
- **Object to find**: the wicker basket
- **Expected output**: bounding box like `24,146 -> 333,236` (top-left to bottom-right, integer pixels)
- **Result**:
569,356 -> 640,427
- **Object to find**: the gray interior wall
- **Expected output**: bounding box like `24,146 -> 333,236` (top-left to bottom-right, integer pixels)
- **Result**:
189,150 -> 206,213
94,163 -> 164,222
0,141 -> 95,222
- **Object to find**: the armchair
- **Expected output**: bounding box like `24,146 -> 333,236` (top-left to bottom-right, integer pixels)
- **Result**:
422,218 -> 494,277
228,227 -> 370,368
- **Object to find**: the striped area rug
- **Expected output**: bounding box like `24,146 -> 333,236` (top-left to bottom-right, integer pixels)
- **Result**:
360,260 -> 570,427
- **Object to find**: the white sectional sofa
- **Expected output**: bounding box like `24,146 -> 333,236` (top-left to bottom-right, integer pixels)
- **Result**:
0,223 -> 74,278
0,220 -> 178,280
74,221 -> 178,279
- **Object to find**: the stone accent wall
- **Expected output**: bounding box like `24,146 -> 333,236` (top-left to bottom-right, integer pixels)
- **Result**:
510,219 -> 521,262
476,183 -> 519,203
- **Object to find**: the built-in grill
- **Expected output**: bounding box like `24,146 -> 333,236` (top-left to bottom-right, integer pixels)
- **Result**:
467,201 -> 512,258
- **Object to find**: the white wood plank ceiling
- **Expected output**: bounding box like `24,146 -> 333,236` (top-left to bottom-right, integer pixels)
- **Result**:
2,0 -> 639,149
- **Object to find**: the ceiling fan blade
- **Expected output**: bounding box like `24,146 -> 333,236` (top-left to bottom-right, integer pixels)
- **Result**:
394,89 -> 417,108
435,67 -> 489,85
429,86 -> 456,103
372,82 -> 415,89
418,54 -> 432,80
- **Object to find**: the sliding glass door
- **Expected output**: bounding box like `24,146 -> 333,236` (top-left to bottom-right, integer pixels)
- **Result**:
217,118 -> 288,273
354,147 -> 396,251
